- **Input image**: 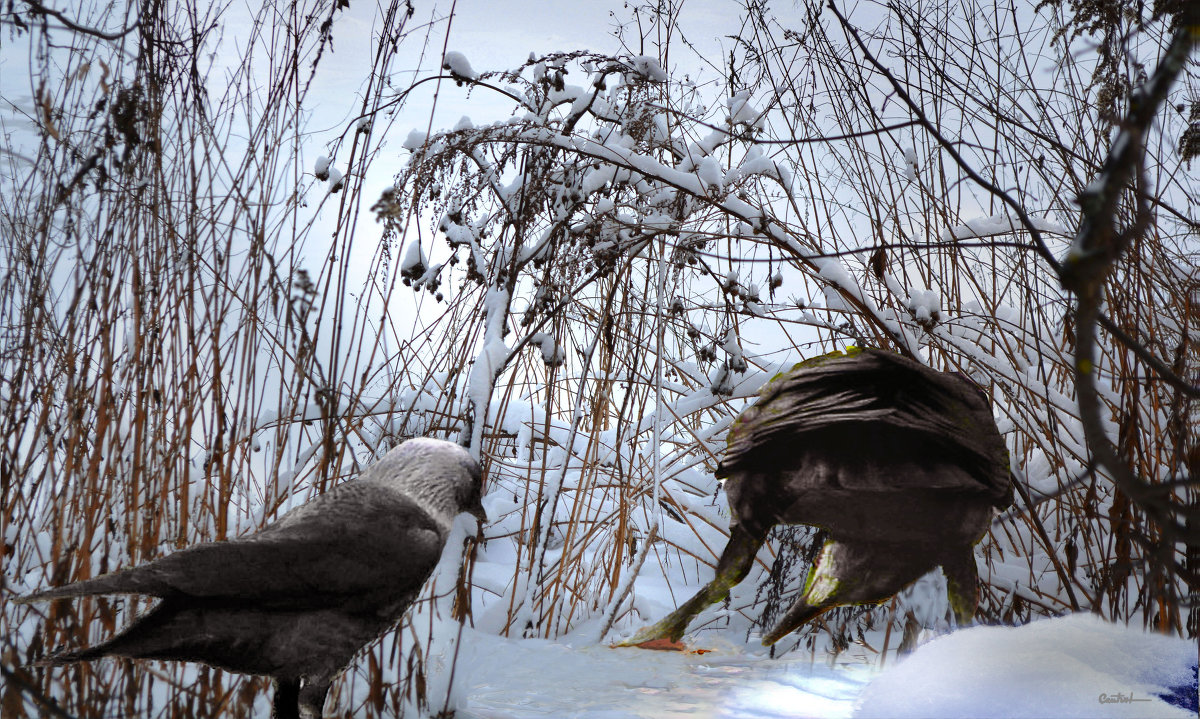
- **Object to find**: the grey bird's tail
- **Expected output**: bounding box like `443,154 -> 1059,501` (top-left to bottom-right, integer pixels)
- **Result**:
11,573 -> 145,607
19,599 -> 182,668
29,644 -> 111,667
13,577 -> 150,667
13,567 -> 167,605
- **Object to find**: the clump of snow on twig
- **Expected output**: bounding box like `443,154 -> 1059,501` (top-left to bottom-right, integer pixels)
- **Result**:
313,155 -> 330,181
443,51 -> 479,84
721,328 -> 747,373
403,129 -> 429,151
327,166 -> 344,193
697,156 -> 725,193
905,287 -> 941,330
727,90 -> 765,129
941,213 -> 1070,241
628,55 -> 667,82
527,333 -> 566,368
400,240 -> 427,286
902,146 -> 918,181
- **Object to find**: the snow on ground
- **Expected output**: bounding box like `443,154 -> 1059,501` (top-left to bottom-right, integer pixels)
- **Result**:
448,614 -> 1196,719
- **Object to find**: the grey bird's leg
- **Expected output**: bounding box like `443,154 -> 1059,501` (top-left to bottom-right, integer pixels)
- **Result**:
618,524 -> 765,646
298,680 -> 331,719
273,679 -> 301,719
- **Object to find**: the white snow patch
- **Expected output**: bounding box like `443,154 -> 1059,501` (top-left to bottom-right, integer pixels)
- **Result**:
905,287 -> 940,325
444,614 -> 1197,719
733,145 -> 780,181
697,156 -> 725,193
527,332 -> 565,367
400,239 -> 426,276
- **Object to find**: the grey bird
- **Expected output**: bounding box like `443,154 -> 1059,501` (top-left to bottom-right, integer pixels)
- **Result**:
14,437 -> 486,719
622,348 -> 1011,648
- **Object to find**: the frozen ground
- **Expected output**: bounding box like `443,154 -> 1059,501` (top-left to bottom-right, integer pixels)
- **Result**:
455,632 -> 869,719
447,614 -> 1197,719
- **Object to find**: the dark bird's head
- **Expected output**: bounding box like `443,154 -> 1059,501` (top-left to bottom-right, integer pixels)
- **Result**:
365,438 -> 486,531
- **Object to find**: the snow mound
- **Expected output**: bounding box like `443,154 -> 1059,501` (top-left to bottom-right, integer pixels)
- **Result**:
856,613 -> 1198,719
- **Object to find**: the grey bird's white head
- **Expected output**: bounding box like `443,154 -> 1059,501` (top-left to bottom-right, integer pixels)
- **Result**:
268,437 -> 485,535
358,437 -> 486,532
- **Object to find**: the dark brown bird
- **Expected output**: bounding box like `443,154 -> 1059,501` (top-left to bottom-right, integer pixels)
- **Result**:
15,437 -> 486,719
623,348 -> 1011,648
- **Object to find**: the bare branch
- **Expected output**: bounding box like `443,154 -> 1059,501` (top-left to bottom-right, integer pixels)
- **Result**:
19,0 -> 141,41
1065,17 -> 1200,554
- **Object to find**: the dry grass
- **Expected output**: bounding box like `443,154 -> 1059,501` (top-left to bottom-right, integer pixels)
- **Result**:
0,0 -> 450,715
1,0 -> 1194,717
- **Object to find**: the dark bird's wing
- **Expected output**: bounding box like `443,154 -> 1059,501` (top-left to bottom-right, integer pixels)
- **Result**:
16,483 -> 446,612
718,348 -> 1012,509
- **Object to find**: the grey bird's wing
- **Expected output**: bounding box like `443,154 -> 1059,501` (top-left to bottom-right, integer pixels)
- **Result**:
16,482 -> 446,612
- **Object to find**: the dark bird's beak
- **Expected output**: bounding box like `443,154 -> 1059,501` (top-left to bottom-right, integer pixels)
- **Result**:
467,500 -> 487,525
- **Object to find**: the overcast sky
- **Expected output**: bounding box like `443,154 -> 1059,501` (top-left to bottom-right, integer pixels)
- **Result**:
309,0 -> 754,163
